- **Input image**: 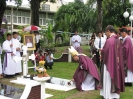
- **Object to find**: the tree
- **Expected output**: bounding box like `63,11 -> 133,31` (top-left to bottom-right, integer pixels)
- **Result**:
54,0 -> 96,33
0,0 -> 22,29
0,0 -> 56,28
102,0 -> 130,29
0,0 -> 6,29
29,0 -> 56,26
96,0 -> 103,32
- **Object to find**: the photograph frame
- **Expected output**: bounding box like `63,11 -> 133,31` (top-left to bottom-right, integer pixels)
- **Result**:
23,34 -> 36,50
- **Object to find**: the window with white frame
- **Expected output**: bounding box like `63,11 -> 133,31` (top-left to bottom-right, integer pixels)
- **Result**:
39,14 -> 46,25
4,9 -> 54,25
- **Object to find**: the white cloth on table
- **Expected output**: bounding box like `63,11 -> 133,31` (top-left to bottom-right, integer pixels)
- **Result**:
100,64 -> 119,99
2,40 -> 16,75
125,69 -> 133,83
12,38 -> 22,73
71,35 -> 81,48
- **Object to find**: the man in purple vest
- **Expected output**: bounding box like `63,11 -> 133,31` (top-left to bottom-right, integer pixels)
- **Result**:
121,28 -> 133,86
100,25 -> 125,99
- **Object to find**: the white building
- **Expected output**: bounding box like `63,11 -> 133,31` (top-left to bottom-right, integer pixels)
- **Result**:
2,0 -> 61,31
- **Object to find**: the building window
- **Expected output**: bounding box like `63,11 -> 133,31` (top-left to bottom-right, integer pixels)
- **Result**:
13,16 -> 17,23
22,17 -> 25,24
6,16 -> 11,23
42,4 -> 50,11
18,17 -> 21,23
26,18 -> 30,24
39,19 -> 43,25
43,19 -> 46,25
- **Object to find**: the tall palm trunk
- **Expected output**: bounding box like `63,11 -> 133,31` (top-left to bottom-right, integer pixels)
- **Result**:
30,0 -> 40,26
0,0 -> 6,29
96,0 -> 103,32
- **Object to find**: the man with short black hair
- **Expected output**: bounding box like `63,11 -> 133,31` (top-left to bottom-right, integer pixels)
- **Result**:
121,28 -> 133,86
71,30 -> 82,53
100,25 -> 125,99
12,32 -> 22,75
44,49 -> 53,69
2,33 -> 16,77
94,31 -> 106,68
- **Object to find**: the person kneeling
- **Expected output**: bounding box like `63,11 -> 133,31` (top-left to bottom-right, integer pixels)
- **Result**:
68,46 -> 100,91
44,49 -> 53,69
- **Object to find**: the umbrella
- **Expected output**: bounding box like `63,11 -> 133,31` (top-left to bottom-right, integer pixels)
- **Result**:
24,25 -> 41,31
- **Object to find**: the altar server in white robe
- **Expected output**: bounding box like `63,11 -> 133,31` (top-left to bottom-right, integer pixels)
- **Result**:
71,31 -> 82,53
12,32 -> 22,75
0,45 -> 3,78
2,33 -> 16,77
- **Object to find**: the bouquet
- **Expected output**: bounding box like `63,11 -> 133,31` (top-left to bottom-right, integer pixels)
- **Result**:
36,61 -> 49,77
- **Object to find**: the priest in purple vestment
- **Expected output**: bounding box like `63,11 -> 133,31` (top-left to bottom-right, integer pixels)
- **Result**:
121,28 -> 133,86
100,25 -> 125,99
68,46 -> 100,91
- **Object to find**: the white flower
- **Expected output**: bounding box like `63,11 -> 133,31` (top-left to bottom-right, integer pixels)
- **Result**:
38,68 -> 44,71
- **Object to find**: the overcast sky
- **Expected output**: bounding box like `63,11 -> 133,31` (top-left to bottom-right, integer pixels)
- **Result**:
7,0 -> 87,5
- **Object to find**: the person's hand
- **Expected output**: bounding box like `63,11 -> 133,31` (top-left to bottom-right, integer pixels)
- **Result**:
68,79 -> 74,86
16,47 -> 20,51
11,53 -> 14,56
10,44 -> 13,47
75,40 -> 78,42
99,55 -> 102,59
99,49 -> 102,52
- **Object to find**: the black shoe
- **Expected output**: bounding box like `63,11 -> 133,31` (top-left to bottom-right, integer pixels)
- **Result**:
5,75 -> 14,78
45,66 -> 48,69
49,66 -> 52,69
15,73 -> 21,76
125,83 -> 132,86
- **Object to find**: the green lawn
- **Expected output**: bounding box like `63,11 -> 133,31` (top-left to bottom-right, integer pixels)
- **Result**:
29,62 -> 133,99
0,46 -> 133,99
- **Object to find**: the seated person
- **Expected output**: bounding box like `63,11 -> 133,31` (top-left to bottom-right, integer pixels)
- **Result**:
44,49 -> 53,69
35,50 -> 45,65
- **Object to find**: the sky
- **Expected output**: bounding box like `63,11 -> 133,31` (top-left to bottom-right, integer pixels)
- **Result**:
6,0 -> 87,6
16,0 -> 87,5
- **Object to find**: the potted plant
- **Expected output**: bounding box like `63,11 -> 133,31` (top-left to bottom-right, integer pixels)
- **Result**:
36,61 -> 49,78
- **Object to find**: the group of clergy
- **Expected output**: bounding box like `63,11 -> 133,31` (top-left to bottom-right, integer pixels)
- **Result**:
69,25 -> 133,99
0,32 -> 22,78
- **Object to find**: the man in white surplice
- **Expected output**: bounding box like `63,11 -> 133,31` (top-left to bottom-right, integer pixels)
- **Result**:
12,32 -> 22,75
2,33 -> 16,77
71,31 -> 82,53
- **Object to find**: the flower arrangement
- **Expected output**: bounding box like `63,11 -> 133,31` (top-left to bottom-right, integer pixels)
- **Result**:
36,61 -> 49,78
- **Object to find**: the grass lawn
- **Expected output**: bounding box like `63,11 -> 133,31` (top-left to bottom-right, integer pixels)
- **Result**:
0,46 -> 133,99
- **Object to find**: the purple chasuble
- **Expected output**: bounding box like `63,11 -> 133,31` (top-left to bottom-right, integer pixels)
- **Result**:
101,35 -> 125,94
122,37 -> 133,72
73,55 -> 100,91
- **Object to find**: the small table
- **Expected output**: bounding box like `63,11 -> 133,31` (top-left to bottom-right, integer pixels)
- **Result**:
33,76 -> 50,99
